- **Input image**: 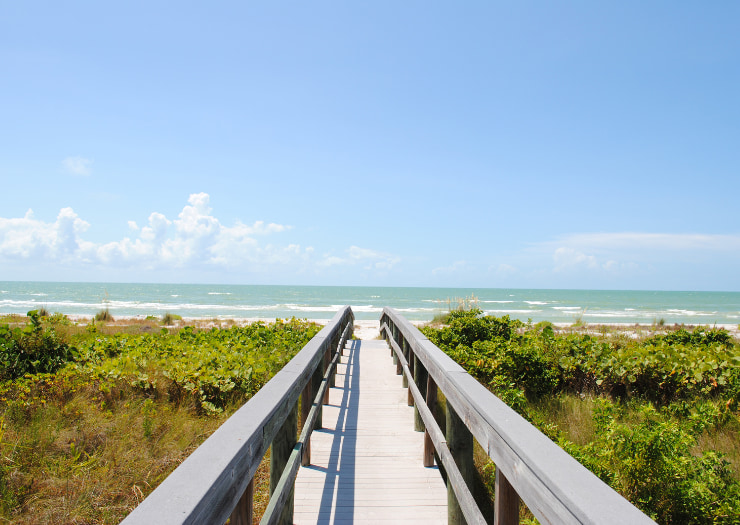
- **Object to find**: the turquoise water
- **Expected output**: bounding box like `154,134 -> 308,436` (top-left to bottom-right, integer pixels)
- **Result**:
1,282 -> 739,325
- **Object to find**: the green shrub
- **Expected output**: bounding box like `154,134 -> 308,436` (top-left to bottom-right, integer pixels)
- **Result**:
0,310 -> 77,379
580,401 -> 740,523
423,313 -> 740,522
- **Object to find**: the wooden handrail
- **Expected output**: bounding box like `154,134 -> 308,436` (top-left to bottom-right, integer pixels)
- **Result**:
380,307 -> 656,525
121,307 -> 354,525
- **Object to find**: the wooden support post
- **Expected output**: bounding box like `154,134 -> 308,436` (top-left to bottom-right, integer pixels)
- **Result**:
414,357 -> 427,432
300,382 -> 312,466
330,335 -> 337,388
392,324 -> 398,358
311,359 -> 323,430
395,338 -> 403,375
446,402 -> 474,525
407,347 -> 415,407
323,346 -> 331,405
270,403 -> 297,525
401,339 -> 409,387
494,468 -> 521,525
228,478 -> 253,525
424,375 -> 437,467
385,321 -> 396,357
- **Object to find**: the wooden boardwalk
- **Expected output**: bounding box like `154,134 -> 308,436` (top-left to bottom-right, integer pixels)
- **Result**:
293,339 -> 448,524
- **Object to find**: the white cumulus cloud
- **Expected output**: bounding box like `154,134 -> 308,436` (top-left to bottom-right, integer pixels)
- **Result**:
0,193 -> 402,282
0,208 -> 91,261
0,193 -> 302,271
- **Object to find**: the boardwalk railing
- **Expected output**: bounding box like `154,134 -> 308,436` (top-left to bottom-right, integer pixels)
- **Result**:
380,307 -> 656,525
122,306 -> 354,525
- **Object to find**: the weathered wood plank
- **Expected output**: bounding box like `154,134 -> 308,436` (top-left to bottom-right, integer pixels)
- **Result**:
293,339 -> 448,524
268,402 -> 297,525
424,375 -> 437,468
446,402 -> 474,525
495,468 -> 520,525
228,479 -> 253,525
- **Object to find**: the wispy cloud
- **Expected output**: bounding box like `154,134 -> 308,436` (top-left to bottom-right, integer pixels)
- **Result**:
551,233 -> 740,253
488,231 -> 740,289
319,246 -> 400,270
432,260 -> 466,275
62,156 -> 93,176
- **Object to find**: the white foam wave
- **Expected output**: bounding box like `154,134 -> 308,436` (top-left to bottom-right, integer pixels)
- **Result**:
552,306 -> 581,310
666,309 -> 714,316
525,301 -> 547,305
480,300 -> 514,304
341,305 -> 382,313
208,292 -> 232,295
485,309 -> 541,314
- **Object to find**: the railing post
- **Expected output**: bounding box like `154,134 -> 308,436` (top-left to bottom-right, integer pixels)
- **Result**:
330,333 -> 338,388
392,323 -> 398,358
228,478 -> 253,525
323,344 -> 331,405
494,468 -> 521,525
395,336 -> 403,376
446,402 -> 474,525
401,339 -> 409,387
312,355 -> 323,429
423,375 -> 437,467
270,403 -> 297,525
407,346 -> 415,407
300,380 -> 312,466
414,357 -> 427,432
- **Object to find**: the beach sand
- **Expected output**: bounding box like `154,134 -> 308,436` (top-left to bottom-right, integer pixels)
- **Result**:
58,314 -> 740,341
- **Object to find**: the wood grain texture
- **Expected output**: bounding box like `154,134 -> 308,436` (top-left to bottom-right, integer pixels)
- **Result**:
293,339 -> 448,524
495,469 -> 521,525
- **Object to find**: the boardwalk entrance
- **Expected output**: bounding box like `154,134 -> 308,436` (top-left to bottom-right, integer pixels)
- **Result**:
294,339 -> 447,524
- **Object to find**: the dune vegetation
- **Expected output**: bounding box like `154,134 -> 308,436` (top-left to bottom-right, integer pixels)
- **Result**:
421,309 -> 740,524
0,310 -> 320,524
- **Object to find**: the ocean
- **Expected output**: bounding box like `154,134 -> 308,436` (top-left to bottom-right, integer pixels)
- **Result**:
1,281 -> 739,326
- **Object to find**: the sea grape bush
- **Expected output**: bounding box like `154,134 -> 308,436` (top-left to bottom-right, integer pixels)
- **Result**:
421,309 -> 740,405
421,309 -> 740,524
0,315 -> 321,415
0,311 -> 77,380
74,319 -> 321,414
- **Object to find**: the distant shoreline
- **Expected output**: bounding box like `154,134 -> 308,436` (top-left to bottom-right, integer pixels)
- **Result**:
11,313 -> 736,341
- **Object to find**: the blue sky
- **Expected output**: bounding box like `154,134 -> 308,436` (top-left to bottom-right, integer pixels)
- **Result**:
1,2 -> 739,290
